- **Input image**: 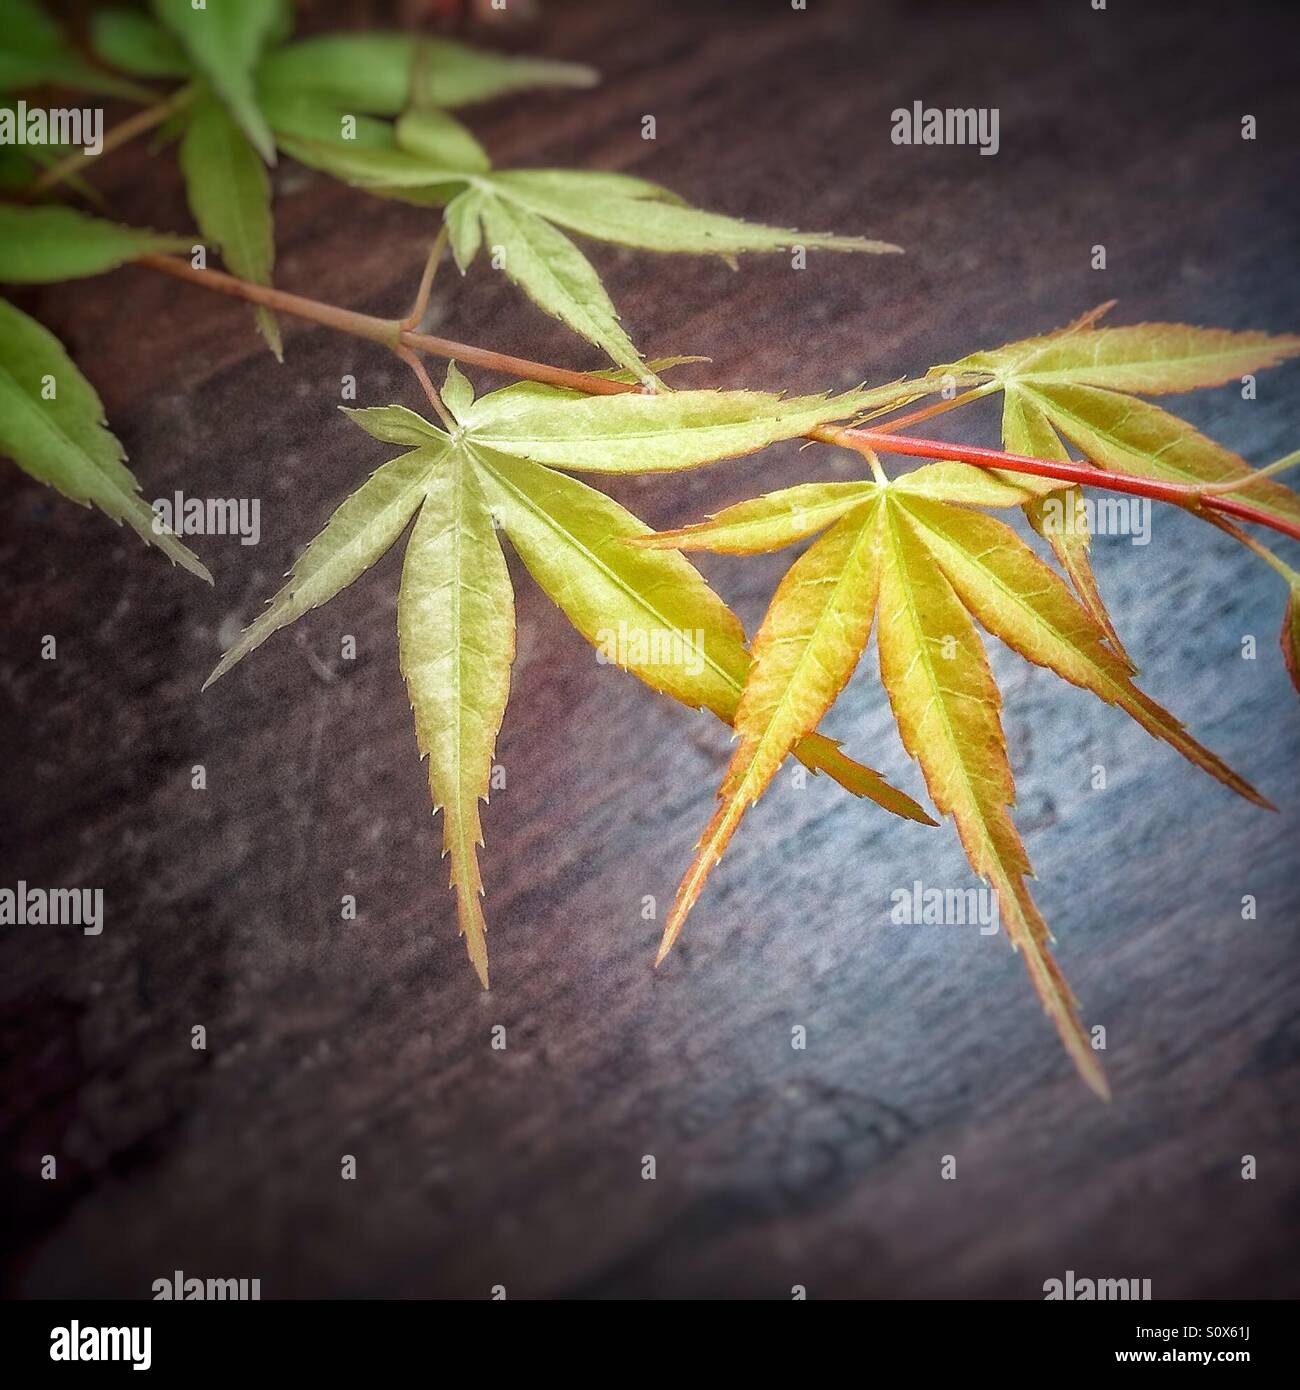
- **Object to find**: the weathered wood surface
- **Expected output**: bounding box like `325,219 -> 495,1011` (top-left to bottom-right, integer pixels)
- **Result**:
2,0 -> 1298,1299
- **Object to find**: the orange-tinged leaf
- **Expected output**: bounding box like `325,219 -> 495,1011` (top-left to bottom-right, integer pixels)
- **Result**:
658,499 -> 899,963
875,496 -> 1107,1098
794,733 -> 934,820
949,318 -> 1300,394
936,317 -> 1300,537
896,493 -> 1271,809
1283,585 -> 1300,699
1023,382 -> 1300,527
630,459 -> 1056,561
1001,385 -> 1132,666
727,501 -> 884,800
1057,301 -> 1118,336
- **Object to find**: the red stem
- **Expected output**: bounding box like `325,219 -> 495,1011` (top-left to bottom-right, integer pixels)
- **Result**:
845,428 -> 1300,545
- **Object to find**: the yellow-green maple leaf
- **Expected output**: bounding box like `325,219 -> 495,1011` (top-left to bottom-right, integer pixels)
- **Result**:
205,373 -> 932,986
1025,383 -> 1300,528
939,317 -> 1300,530
398,451 -> 515,987
873,496 -> 1108,1096
1002,385 -> 1131,665
896,494 -> 1269,808
645,472 -> 1268,1093
964,321 -> 1300,394
655,497 -> 889,963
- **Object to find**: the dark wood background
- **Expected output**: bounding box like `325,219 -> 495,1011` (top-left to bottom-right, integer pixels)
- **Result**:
2,0 -> 1298,1299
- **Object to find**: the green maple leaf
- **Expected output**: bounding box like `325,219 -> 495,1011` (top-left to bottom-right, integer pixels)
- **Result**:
0,298 -> 209,580
448,170 -> 896,380
151,0 -> 289,164
639,464 -> 1271,1095
203,369 -> 931,984
474,193 -> 652,383
89,7 -> 288,351
256,31 -> 598,115
478,169 -> 898,259
91,8 -> 192,79
110,24 -> 903,381
395,107 -> 491,176
0,0 -> 152,100
0,204 -> 189,281
261,89 -> 901,377
0,206 -> 206,574
258,88 -> 473,193
79,22 -> 600,362
257,70 -> 897,379
178,92 -> 282,358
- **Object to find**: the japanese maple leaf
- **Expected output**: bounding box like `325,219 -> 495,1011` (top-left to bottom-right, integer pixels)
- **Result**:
929,312 -> 1300,661
203,367 -> 933,985
635,460 -> 1273,1097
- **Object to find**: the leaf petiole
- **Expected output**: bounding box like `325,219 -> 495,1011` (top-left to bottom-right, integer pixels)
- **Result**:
399,225 -> 450,332
863,382 -> 996,433
26,83 -> 198,198
1199,447 -> 1300,495
395,343 -> 457,431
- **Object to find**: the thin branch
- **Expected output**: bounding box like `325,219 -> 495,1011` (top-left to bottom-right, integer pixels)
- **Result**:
140,252 -> 634,391
840,427 -> 1300,546
130,252 -> 1300,546
138,253 -> 403,346
1210,515 -> 1300,585
868,383 -> 994,433
396,345 -> 457,431
399,326 -> 632,394
26,85 -> 196,197
400,226 -> 450,331
1200,448 -> 1300,495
